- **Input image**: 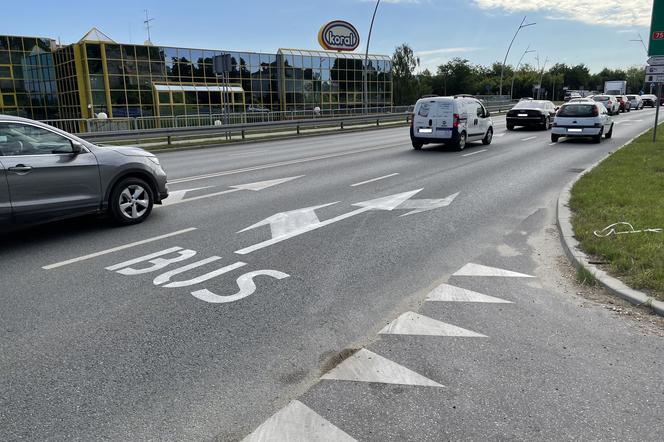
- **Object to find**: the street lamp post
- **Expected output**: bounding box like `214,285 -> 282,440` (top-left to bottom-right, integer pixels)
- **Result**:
630,33 -> 652,93
499,16 -> 536,97
536,56 -> 549,100
510,46 -> 535,100
363,0 -> 380,113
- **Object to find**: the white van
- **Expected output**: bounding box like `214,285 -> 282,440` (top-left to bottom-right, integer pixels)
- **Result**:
410,96 -> 494,150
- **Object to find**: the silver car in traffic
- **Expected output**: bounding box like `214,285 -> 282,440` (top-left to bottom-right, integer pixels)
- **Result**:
0,115 -> 168,230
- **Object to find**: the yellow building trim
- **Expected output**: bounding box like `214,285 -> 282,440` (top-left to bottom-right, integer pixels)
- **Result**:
73,44 -> 91,118
99,43 -> 113,118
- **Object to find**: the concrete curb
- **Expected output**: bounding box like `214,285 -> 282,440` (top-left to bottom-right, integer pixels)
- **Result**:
556,126 -> 664,317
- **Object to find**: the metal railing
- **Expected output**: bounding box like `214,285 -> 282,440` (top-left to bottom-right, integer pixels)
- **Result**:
80,112 -> 411,146
40,106 -> 412,135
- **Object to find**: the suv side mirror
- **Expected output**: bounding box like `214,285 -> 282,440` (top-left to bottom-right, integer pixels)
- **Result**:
71,141 -> 83,154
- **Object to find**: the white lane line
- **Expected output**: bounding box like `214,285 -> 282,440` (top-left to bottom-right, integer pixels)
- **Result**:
461,149 -> 487,157
453,262 -> 534,278
241,400 -> 357,442
321,348 -> 444,387
548,142 -> 557,146
169,143 -> 401,184
350,172 -> 399,187
493,132 -> 506,137
426,283 -> 513,303
42,228 -> 197,270
521,136 -> 537,141
379,311 -> 487,337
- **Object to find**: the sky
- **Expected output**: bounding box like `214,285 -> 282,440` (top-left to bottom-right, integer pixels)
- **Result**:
2,0 -> 655,73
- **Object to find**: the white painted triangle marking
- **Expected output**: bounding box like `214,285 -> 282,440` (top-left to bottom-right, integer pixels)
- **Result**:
380,311 -> 487,337
230,175 -> 304,191
453,263 -> 534,278
321,348 -> 443,387
426,283 -> 513,303
160,186 -> 213,206
352,188 -> 423,210
241,400 -> 357,442
397,192 -> 460,216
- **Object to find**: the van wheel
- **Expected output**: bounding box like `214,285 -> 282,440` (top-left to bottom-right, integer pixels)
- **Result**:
109,177 -> 154,225
455,132 -> 467,151
605,123 -> 613,139
482,127 -> 493,145
412,140 -> 423,150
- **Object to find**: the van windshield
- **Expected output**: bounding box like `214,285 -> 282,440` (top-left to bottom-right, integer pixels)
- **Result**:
557,104 -> 597,117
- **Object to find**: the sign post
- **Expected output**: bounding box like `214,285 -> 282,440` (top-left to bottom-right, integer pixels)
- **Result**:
648,0 -> 664,142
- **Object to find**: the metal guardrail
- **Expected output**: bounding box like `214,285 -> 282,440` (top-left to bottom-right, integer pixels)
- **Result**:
80,113 -> 412,145
73,100 -> 517,146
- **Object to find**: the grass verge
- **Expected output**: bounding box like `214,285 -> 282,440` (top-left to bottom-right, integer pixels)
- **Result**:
569,126 -> 664,300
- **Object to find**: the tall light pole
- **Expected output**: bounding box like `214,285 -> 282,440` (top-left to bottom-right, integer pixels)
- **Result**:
510,46 -> 535,100
363,0 -> 380,113
537,56 -> 549,99
499,16 -> 536,97
630,33 -> 652,93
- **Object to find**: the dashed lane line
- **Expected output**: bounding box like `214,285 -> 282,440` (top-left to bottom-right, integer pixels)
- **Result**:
350,172 -> 399,187
461,149 -> 487,157
521,136 -> 537,141
42,228 -> 197,270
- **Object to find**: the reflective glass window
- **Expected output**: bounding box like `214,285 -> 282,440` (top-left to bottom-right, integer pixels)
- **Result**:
87,59 -> 103,75
8,37 -> 23,51
135,46 -> 149,61
86,44 -> 101,59
105,45 -> 122,59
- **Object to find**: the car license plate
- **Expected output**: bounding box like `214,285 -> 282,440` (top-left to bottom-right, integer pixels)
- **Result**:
518,113 -> 528,117
418,128 -> 433,133
567,128 -> 582,133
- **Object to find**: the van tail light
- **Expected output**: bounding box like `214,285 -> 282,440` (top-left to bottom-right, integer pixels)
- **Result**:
410,113 -> 414,128
453,113 -> 460,128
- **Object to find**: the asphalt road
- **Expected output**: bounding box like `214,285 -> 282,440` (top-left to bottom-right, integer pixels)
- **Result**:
1,109 -> 663,441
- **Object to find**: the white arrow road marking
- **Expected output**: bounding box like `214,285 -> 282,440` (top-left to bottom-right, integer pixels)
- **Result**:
235,190 -> 423,255
161,176 -> 303,207
453,263 -> 534,278
398,192 -> 460,216
426,283 -> 513,303
321,349 -> 443,387
379,311 -> 487,337
238,203 -> 339,237
241,400 -> 357,442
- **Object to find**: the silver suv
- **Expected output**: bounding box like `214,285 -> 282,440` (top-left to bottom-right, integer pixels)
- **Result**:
0,115 -> 168,230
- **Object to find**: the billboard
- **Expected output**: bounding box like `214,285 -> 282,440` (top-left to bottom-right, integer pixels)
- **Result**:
318,20 -> 360,51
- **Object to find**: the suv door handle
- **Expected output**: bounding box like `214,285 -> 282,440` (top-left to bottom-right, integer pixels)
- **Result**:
8,164 -> 33,174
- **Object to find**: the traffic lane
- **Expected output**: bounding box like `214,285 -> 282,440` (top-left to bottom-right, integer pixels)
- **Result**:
157,126 -> 410,180
1,114 -> 657,439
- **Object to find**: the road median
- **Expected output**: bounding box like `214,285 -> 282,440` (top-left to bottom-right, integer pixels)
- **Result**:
558,125 -> 664,315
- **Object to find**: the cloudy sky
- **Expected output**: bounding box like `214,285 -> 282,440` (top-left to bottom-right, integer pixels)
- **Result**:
2,0 -> 654,72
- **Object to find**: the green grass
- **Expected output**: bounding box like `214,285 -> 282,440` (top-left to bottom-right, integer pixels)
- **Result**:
570,127 -> 664,300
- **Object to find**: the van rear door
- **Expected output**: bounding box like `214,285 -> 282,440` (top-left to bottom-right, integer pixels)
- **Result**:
413,100 -> 436,139
432,100 -> 455,139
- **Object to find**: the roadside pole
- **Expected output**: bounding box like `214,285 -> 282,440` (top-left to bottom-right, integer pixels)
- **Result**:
654,82 -> 661,142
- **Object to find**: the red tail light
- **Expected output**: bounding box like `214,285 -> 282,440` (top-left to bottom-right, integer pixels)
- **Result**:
453,113 -> 460,128
410,113 -> 414,128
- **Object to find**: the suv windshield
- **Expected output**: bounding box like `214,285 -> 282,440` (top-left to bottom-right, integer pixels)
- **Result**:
557,104 -> 597,117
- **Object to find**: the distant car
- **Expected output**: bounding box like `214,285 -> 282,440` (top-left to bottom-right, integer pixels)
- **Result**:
506,100 -> 557,130
625,95 -> 643,110
614,95 -> 631,113
591,95 -> 620,115
0,114 -> 168,230
551,102 -> 614,144
641,94 -> 657,107
569,97 -> 594,103
564,92 -> 582,102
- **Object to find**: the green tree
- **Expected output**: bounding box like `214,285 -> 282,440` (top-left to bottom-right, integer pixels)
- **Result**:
392,43 -> 418,105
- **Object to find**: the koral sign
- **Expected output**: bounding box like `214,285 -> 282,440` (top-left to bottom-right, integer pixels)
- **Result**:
318,20 -> 360,51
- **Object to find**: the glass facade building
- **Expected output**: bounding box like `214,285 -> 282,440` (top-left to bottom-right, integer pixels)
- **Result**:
0,29 -> 393,121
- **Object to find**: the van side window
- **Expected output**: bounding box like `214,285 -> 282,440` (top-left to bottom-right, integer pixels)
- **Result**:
476,103 -> 486,118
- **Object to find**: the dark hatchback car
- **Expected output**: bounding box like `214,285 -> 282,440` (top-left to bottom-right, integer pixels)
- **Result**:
614,95 -> 631,113
506,100 -> 557,130
0,115 -> 168,231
